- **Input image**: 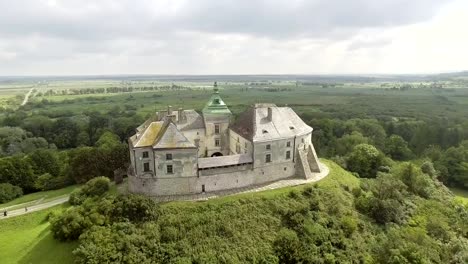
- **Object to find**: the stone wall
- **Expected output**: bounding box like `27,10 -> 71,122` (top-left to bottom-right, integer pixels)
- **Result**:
228,129 -> 252,155
129,160 -> 297,196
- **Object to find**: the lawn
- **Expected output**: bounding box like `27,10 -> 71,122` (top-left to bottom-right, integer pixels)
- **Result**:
0,204 -> 77,264
450,187 -> 468,205
0,185 -> 81,210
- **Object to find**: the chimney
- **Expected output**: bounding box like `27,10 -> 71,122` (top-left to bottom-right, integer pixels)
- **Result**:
267,107 -> 273,122
166,114 -> 176,123
178,108 -> 184,123
167,105 -> 172,115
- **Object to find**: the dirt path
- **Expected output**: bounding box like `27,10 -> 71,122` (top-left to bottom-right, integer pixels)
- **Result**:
0,196 -> 69,219
21,87 -> 34,106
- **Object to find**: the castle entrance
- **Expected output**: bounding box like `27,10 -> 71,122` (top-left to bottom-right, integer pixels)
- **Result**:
211,152 -> 223,157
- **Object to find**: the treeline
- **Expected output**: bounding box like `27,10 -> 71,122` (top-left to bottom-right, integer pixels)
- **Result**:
0,105 -> 141,203
0,131 -> 128,203
38,84 -> 190,97
307,117 -> 468,189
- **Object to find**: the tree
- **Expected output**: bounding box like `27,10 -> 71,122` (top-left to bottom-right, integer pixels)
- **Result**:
95,131 -> 120,150
0,156 -> 36,193
28,149 -> 61,176
0,183 -> 23,203
397,163 -> 433,198
347,144 -> 386,178
52,118 -> 80,148
336,132 -> 369,156
384,135 -> 413,160
68,147 -> 101,183
69,177 -> 111,205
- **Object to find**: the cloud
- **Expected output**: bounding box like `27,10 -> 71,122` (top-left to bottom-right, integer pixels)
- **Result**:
0,0 -> 463,75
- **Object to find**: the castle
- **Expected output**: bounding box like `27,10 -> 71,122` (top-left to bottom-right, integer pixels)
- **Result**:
127,82 -> 321,196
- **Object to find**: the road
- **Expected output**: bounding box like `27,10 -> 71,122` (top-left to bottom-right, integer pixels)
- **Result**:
0,196 -> 69,219
21,87 -> 34,106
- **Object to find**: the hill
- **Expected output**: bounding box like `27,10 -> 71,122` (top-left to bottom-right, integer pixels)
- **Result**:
27,159 -> 467,263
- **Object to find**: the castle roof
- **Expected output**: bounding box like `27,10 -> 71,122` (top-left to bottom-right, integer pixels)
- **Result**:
130,119 -> 196,149
175,110 -> 205,131
230,104 -> 313,142
202,82 -> 231,115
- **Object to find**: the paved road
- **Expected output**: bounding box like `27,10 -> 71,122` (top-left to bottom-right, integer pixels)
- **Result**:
0,196 -> 69,220
21,87 -> 34,106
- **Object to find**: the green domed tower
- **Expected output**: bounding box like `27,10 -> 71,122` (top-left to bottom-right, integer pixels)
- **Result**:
202,82 -> 232,156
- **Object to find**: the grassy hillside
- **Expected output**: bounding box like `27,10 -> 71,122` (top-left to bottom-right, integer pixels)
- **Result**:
2,161 -> 467,263
0,204 -> 76,264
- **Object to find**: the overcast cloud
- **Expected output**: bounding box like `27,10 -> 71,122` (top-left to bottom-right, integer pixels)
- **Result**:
0,0 -> 466,75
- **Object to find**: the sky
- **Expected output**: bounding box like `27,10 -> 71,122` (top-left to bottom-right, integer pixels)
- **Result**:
0,0 -> 467,75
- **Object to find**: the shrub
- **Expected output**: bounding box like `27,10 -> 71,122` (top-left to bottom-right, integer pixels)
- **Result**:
346,144 -> 386,178
81,176 -> 110,197
68,176 -> 110,205
0,183 -> 23,203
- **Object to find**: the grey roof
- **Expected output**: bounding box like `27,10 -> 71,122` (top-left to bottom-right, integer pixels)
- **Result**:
198,154 -> 253,169
130,119 -> 196,149
153,122 -> 197,149
230,104 -> 312,142
176,110 -> 205,131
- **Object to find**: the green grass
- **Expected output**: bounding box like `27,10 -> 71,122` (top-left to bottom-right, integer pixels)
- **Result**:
0,204 -> 77,264
450,187 -> 468,205
0,185 -> 81,209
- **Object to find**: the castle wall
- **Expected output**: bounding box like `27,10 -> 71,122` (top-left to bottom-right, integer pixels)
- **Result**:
153,148 -> 198,178
129,160 -> 296,196
228,129 -> 252,155
130,146 -> 156,177
253,137 -> 295,168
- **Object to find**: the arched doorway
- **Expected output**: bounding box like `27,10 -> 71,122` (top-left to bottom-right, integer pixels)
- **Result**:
211,152 -> 223,157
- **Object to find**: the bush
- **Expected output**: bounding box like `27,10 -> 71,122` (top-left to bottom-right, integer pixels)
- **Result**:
68,176 -> 110,205
346,144 -> 386,178
0,183 -> 23,203
81,176 -> 110,197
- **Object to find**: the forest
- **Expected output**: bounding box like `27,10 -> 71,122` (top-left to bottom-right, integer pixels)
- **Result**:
0,76 -> 467,263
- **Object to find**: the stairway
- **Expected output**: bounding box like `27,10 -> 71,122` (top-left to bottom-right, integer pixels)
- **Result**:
297,148 -> 313,179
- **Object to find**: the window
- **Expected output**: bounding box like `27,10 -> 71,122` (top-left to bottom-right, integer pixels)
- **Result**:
286,150 -> 291,160
215,124 -> 220,134
262,129 -> 268,134
167,165 -> 173,174
266,144 -> 271,150
166,153 -> 172,160
142,151 -> 149,158
143,162 -> 150,172
265,154 -> 271,163
286,141 -> 291,147
215,139 -> 220,147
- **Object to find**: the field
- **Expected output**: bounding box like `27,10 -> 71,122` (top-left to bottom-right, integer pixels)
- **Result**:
0,204 -> 77,264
